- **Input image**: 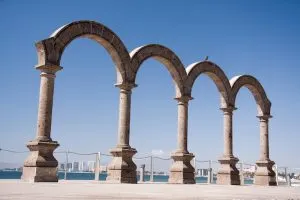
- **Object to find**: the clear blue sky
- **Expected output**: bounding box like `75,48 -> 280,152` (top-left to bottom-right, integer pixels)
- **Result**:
0,0 -> 299,169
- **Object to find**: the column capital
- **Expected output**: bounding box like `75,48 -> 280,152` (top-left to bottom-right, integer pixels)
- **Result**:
174,95 -> 193,104
220,106 -> 237,113
115,82 -> 137,91
257,115 -> 272,121
35,64 -> 63,74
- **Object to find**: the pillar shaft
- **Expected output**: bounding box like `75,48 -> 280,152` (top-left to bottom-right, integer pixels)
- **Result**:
254,115 -> 276,186
22,65 -> 62,182
106,83 -> 137,184
217,106 -> 240,185
169,96 -> 195,184
177,98 -> 189,153
222,107 -> 234,157
117,86 -> 133,147
35,65 -> 62,141
36,73 -> 56,141
258,116 -> 269,160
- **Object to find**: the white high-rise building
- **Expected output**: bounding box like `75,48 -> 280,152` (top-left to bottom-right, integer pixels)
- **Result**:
88,161 -> 95,172
79,161 -> 88,172
72,162 -> 79,172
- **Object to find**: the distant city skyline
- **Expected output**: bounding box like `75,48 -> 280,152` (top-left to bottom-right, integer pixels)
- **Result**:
0,1 -> 300,169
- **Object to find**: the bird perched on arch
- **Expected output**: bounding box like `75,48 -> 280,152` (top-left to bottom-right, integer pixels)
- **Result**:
204,56 -> 209,61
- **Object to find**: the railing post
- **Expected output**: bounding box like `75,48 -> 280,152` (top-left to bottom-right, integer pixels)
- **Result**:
94,152 -> 100,181
275,164 -> 279,186
64,150 -> 69,180
287,173 -> 292,187
207,160 -> 212,184
284,167 -> 288,184
193,157 -> 196,174
240,162 -> 244,185
150,156 -> 154,182
140,164 -> 145,182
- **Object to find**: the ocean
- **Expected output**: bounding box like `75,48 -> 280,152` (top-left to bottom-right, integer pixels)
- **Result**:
0,171 -> 253,184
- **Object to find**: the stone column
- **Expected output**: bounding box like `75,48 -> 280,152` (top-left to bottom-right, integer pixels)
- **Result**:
217,107 -> 240,185
254,115 -> 277,186
22,64 -> 62,182
169,96 -> 195,184
106,83 -> 137,184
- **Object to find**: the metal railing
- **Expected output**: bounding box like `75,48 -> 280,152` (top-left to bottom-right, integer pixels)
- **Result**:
0,147 -> 298,186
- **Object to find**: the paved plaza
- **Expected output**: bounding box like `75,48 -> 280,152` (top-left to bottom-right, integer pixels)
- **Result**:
0,180 -> 299,200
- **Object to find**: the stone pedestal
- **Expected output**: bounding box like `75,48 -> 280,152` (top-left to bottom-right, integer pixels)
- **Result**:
106,147 -> 137,184
21,140 -> 59,182
217,156 -> 240,185
169,152 -> 195,184
254,160 -> 277,186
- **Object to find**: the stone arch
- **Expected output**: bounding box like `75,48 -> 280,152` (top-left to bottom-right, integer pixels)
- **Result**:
185,61 -> 232,108
130,44 -> 187,97
35,20 -> 131,83
230,75 -> 271,116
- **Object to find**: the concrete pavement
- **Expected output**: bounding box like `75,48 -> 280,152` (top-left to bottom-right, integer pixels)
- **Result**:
0,180 -> 299,200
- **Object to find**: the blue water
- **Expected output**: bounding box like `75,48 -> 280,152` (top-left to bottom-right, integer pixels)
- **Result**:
0,171 -> 253,184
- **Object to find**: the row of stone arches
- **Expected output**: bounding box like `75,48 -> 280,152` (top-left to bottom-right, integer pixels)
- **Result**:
22,20 -> 276,186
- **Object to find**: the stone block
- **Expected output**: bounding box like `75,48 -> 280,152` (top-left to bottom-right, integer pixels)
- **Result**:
106,147 -> 137,184
254,160 -> 277,186
21,140 -> 59,182
217,156 -> 240,185
169,152 -> 195,184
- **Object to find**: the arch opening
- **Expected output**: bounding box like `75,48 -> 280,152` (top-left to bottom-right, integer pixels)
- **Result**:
130,44 -> 187,97
188,74 -> 223,158
51,38 -> 119,172
230,75 -> 271,116
186,61 -> 232,108
130,59 -> 178,175
36,20 -> 132,84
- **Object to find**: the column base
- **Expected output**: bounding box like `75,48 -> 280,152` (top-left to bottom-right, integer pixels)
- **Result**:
106,147 -> 137,184
168,152 -> 195,184
21,140 -> 59,182
22,166 -> 58,182
254,160 -> 277,186
217,156 -> 240,185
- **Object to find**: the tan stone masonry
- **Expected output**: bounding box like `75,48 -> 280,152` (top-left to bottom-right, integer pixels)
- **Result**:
22,20 -> 276,186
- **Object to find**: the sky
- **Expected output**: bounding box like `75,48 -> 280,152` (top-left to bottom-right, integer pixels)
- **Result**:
0,0 -> 299,171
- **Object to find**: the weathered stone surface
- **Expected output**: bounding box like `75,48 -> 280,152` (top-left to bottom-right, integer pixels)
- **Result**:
130,44 -> 186,96
36,21 -> 132,84
24,20 -> 276,186
21,167 -> 58,182
253,115 -> 276,186
185,61 -> 231,109
217,107 -> 240,185
230,75 -> 271,116
106,147 -> 137,184
217,156 -> 240,185
169,152 -> 195,184
255,160 -> 277,186
22,141 -> 59,182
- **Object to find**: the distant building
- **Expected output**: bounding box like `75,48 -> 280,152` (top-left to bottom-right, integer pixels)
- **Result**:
59,163 -> 65,171
72,162 -> 79,172
67,163 -> 72,172
197,169 -> 209,176
80,161 -> 88,172
88,161 -> 95,172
